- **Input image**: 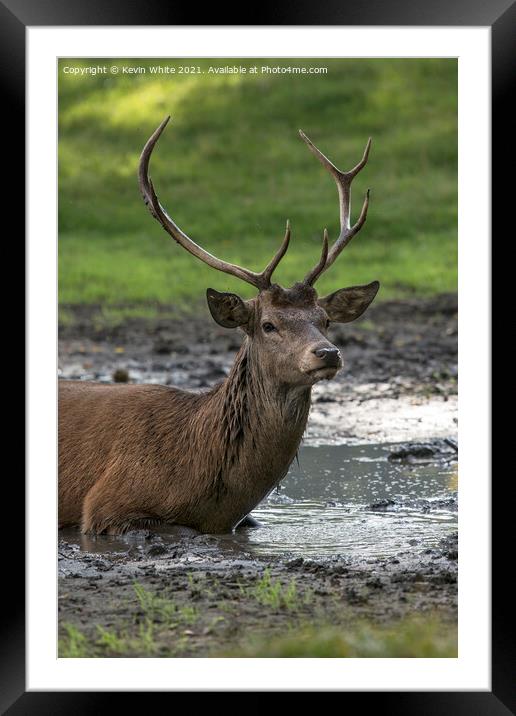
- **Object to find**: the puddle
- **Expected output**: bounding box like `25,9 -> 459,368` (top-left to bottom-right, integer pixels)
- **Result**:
60,442 -> 457,559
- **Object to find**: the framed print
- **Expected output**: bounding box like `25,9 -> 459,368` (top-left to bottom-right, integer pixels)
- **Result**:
7,0 -> 511,710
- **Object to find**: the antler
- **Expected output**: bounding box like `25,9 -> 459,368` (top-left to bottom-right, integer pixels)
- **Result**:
139,116 -> 291,291
299,130 -> 371,284
304,229 -> 329,286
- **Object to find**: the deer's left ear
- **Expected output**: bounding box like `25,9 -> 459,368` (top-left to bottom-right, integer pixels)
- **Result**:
206,288 -> 251,329
318,281 -> 380,323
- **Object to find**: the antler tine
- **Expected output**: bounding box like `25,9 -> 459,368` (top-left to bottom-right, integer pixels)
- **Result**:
299,130 -> 372,279
139,117 -> 290,291
262,220 -> 291,286
304,229 -> 329,286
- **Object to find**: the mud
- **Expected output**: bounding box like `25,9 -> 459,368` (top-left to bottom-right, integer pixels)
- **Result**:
58,532 -> 457,657
58,294 -> 458,656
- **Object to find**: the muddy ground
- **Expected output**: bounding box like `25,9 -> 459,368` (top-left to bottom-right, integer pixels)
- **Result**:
58,532 -> 457,657
58,294 -> 458,657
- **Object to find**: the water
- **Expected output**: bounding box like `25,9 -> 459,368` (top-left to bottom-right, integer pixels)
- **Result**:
61,442 -> 457,559
220,442 -> 457,557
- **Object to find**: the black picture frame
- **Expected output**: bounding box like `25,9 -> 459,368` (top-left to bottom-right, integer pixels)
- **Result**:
7,0 -> 509,711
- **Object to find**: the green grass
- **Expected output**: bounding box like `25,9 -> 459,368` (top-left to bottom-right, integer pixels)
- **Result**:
59,613 -> 457,659
58,579 -> 456,659
59,58 -> 457,319
59,583 -> 199,657
241,568 -> 302,611
133,581 -> 199,627
59,623 -> 90,658
221,617 -> 458,658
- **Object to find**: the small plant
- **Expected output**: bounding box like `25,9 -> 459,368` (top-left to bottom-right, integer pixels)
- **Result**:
95,625 -> 129,655
94,621 -> 158,656
59,581 -> 206,659
250,569 -> 300,611
136,619 -> 157,655
217,600 -> 236,614
178,605 -> 198,625
59,623 -> 90,658
133,582 -> 198,627
134,582 -> 155,613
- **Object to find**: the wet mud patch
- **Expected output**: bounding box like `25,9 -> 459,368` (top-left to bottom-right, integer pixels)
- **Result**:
58,533 -> 457,657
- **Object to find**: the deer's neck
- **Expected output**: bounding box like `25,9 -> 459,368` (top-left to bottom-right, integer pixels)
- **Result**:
203,340 -> 311,510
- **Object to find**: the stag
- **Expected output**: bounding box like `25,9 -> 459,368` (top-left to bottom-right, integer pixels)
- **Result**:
59,117 -> 379,535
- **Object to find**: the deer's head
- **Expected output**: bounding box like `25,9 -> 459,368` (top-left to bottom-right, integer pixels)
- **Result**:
139,118 -> 379,387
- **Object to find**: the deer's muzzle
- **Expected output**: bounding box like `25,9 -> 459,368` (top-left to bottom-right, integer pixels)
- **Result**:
312,346 -> 341,368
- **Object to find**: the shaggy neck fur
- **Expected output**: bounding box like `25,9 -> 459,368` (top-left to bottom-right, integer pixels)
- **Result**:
192,338 -> 312,527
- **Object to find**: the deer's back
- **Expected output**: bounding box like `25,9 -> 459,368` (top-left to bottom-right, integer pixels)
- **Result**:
58,380 -> 203,527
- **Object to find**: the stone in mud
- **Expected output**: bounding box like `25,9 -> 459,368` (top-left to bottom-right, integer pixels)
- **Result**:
112,367 -> 130,383
128,546 -> 145,560
366,498 -> 396,511
388,439 -> 458,463
147,543 -> 168,557
286,557 -> 304,570
93,559 -> 112,571
314,394 -> 336,404
388,444 -> 436,462
425,495 -> 458,512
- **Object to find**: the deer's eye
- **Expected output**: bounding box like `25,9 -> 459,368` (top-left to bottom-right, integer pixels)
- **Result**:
262,322 -> 276,333
325,319 -> 331,329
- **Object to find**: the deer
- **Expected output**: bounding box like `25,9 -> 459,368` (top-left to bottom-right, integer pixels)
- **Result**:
58,117 -> 379,535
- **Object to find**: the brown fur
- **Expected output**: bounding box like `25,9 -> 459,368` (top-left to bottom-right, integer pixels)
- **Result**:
59,283 -> 378,535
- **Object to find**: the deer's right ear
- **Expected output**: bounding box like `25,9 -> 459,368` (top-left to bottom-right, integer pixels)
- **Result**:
206,289 -> 251,329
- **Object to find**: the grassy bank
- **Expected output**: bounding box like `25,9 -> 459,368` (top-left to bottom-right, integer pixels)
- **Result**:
58,580 -> 457,658
59,616 -> 457,659
59,58 -> 457,320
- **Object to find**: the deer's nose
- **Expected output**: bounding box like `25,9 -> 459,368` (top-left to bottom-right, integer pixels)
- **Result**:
313,347 -> 341,366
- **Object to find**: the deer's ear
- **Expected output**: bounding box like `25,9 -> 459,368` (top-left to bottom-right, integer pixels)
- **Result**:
318,281 -> 380,324
206,289 -> 251,329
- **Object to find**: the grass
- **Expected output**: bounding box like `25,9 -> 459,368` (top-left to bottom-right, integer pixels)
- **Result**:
241,568 -> 305,611
59,603 -> 456,659
58,578 -> 456,659
133,581 -> 199,627
221,617 -> 458,658
59,582 -> 200,657
58,58 -> 457,321
59,623 -> 90,658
